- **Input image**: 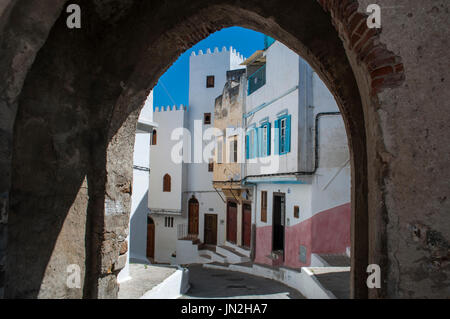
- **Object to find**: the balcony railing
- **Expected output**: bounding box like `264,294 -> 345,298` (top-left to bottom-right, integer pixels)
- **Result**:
177,223 -> 197,241
247,64 -> 266,95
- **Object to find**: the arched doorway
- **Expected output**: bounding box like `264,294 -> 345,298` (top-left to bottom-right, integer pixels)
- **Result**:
188,197 -> 199,238
2,0 -> 418,299
146,216 -> 155,261
226,200 -> 238,244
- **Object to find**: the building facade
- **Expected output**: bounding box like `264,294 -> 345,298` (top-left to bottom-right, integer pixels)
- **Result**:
148,47 -> 246,264
213,40 -> 351,269
143,41 -> 350,269
245,41 -> 351,268
212,68 -> 253,250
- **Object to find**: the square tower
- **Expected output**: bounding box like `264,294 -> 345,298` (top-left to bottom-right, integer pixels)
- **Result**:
187,47 -> 245,192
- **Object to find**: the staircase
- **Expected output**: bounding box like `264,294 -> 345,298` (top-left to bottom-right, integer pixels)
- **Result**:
311,253 -> 351,267
201,242 -> 250,267
198,246 -> 228,263
176,232 -> 251,265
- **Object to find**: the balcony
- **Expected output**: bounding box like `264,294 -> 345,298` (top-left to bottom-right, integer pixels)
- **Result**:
247,64 -> 266,95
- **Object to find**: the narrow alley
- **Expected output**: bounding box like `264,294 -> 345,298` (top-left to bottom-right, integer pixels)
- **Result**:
181,265 -> 305,299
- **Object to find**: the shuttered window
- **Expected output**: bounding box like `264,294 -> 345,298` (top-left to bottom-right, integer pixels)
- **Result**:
246,128 -> 258,159
206,75 -> 215,88
216,138 -> 223,164
164,217 -> 174,228
259,122 -> 271,157
228,137 -> 238,163
163,174 -> 171,192
275,115 -> 291,155
261,191 -> 267,222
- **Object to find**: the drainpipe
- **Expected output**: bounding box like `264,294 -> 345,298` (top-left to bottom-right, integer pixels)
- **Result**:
242,112 -> 342,182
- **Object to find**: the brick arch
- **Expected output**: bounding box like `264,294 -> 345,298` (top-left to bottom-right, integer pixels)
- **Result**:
318,0 -> 405,95
1,0 -> 408,299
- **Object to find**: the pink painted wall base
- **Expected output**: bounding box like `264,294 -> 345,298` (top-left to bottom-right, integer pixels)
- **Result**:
255,203 -> 350,268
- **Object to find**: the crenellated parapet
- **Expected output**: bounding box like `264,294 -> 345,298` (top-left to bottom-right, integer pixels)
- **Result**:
190,46 -> 245,61
153,104 -> 188,112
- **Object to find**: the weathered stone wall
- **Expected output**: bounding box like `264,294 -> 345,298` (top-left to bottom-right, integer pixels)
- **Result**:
356,0 -> 450,298
0,0 -> 68,299
0,0 -> 448,298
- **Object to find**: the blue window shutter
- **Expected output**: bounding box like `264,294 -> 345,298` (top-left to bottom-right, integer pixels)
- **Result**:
253,128 -> 258,159
257,126 -> 262,158
245,133 -> 250,159
274,119 -> 280,155
286,115 -> 291,153
267,123 -> 271,156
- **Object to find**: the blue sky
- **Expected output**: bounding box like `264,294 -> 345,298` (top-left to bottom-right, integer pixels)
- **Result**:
153,27 -> 266,107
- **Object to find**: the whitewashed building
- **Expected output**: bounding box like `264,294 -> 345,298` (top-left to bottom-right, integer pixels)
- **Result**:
242,40 -> 351,268
144,41 -> 350,269
148,47 -> 247,264
149,104 -> 188,264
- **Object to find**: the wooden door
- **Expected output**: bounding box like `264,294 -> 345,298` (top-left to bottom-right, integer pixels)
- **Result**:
204,214 -> 217,245
188,198 -> 199,235
272,193 -> 285,252
227,201 -> 237,243
146,221 -> 155,259
242,204 -> 252,248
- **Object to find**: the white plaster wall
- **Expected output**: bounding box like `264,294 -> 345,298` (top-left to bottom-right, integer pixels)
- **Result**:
182,191 -> 227,245
175,239 -> 200,265
149,108 -> 185,211
152,214 -> 185,263
118,92 -> 153,282
245,41 -> 301,176
139,90 -> 154,122
141,267 -> 190,299
245,41 -> 300,114
310,71 -> 350,215
129,133 -> 151,262
187,47 -> 244,192
311,116 -> 350,215
252,183 -> 313,228
312,72 -> 339,114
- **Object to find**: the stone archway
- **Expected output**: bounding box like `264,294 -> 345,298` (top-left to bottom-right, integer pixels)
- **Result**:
1,0 -> 448,299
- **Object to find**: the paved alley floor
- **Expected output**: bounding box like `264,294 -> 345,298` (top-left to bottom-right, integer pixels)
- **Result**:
118,263 -> 177,299
180,264 -> 305,299
309,267 -> 350,299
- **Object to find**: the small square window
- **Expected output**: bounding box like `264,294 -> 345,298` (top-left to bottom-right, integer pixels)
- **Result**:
294,206 -> 300,219
204,113 -> 211,125
164,216 -> 174,228
206,75 -> 215,88
152,129 -> 157,145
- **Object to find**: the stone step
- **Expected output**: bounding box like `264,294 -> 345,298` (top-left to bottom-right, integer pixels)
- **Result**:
203,262 -> 230,271
198,249 -> 227,263
228,262 -> 254,275
316,254 -> 351,267
216,245 -> 250,264
224,241 -> 251,257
